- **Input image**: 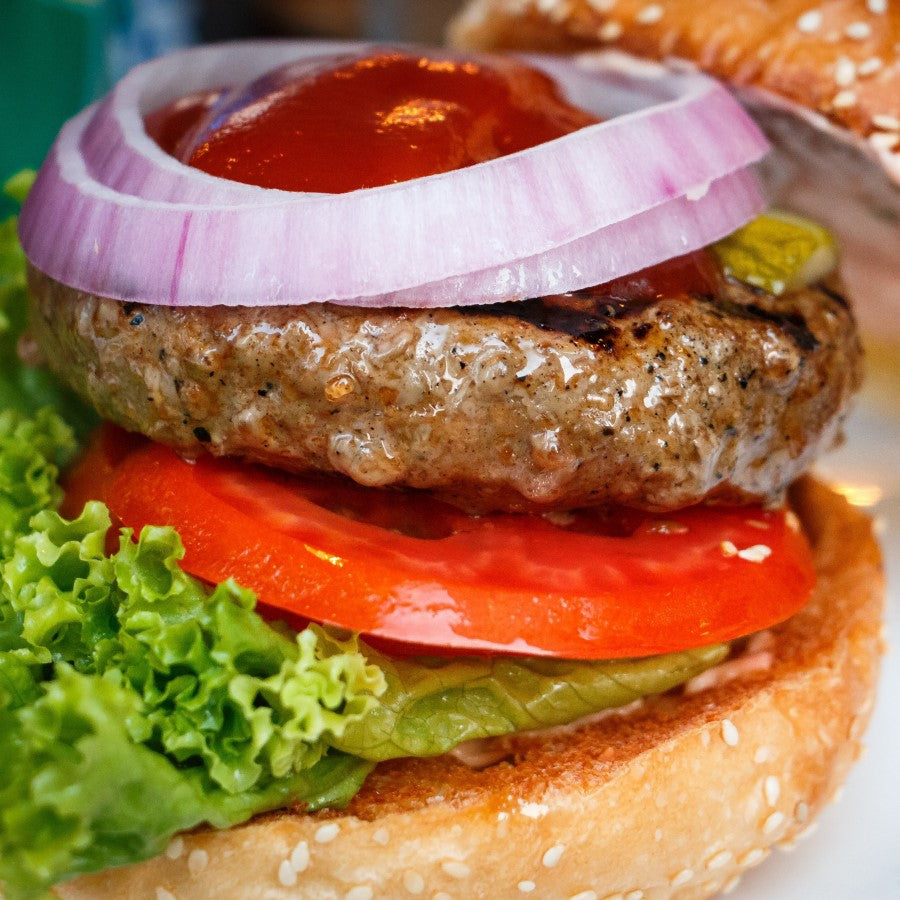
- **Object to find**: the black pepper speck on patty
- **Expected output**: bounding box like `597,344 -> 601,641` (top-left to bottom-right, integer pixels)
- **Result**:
26,263 -> 861,513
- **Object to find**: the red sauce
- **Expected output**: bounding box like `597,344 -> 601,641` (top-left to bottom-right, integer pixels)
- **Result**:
147,50 -> 598,193
594,249 -> 720,302
144,90 -> 221,159
146,49 -> 720,298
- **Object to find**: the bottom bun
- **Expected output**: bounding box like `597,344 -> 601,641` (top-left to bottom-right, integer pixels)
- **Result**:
57,478 -> 884,900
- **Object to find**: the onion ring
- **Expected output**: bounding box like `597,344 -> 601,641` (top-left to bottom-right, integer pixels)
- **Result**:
19,42 -> 769,308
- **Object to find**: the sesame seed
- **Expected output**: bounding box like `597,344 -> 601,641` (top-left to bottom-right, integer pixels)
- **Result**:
290,840 -> 310,873
723,874 -> 743,894
588,0 -> 619,12
542,844 -> 567,867
655,827 -> 664,841
764,776 -> 781,806
707,850 -> 733,870
373,827 -> 390,845
600,20 -> 624,41
846,21 -> 873,40
834,56 -> 857,86
873,114 -> 900,131
165,837 -> 185,860
547,0 -> 572,21
739,848 -> 768,867
187,849 -> 208,876
671,869 -> 694,887
858,56 -> 884,75
737,544 -> 772,563
346,888 -> 373,900
746,519 -> 770,530
519,801 -> 550,819
278,860 -> 298,888
795,801 -> 810,823
156,889 -> 176,900
720,540 -> 738,557
754,746 -> 771,764
700,731 -> 711,748
636,4 -> 664,24
315,823 -> 341,844
833,90 -> 858,108
722,719 -> 740,746
404,871 -> 425,894
796,10 -> 823,33
433,893 -> 454,900
763,811 -> 786,834
441,861 -> 470,879
625,892 -> 644,900
868,0 -> 887,13
518,882 -> 536,893
571,892 -> 598,900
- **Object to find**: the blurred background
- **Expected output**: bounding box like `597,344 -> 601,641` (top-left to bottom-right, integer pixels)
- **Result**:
0,0 -> 465,213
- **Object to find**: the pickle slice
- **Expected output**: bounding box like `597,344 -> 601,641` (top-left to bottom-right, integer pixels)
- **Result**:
713,212 -> 838,295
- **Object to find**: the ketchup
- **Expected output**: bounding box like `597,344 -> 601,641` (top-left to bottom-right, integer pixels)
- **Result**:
146,49 -> 719,296
592,250 -> 720,302
147,50 -> 598,193
144,90 -> 220,159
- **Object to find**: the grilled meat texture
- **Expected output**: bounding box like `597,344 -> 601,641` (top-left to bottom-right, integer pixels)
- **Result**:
27,265 -> 860,512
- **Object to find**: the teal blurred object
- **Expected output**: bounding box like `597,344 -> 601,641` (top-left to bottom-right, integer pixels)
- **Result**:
0,0 -> 112,200
0,0 -> 196,217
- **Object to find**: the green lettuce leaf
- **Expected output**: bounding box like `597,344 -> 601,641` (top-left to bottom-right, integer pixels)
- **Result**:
0,407 -> 76,561
0,665 -> 373,899
0,173 -> 97,439
0,504 -> 383,898
335,639 -> 727,760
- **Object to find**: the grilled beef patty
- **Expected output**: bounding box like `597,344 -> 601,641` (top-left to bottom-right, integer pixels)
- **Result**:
27,264 -> 860,512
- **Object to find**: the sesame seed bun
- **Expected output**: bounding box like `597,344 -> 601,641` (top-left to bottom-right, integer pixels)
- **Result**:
54,479 -> 883,899
449,0 -> 900,344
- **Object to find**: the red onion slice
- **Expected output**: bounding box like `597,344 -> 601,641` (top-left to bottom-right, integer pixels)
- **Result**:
20,43 -> 769,307
379,169 -> 763,307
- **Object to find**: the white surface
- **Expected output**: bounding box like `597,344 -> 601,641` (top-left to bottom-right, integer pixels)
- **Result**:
731,380 -> 900,900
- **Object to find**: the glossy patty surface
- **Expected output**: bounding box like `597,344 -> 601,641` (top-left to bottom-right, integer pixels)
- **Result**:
27,265 -> 861,512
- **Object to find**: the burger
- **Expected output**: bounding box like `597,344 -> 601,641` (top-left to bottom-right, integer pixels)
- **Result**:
0,23 -> 886,900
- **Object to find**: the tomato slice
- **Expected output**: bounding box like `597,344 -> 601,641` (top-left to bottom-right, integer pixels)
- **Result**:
64,426 -> 816,659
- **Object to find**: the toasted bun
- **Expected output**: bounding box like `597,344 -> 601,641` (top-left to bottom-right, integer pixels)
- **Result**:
450,0 -> 900,345
55,479 -> 883,899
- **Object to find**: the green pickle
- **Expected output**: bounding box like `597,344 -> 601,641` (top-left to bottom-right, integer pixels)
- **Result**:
713,211 -> 838,295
